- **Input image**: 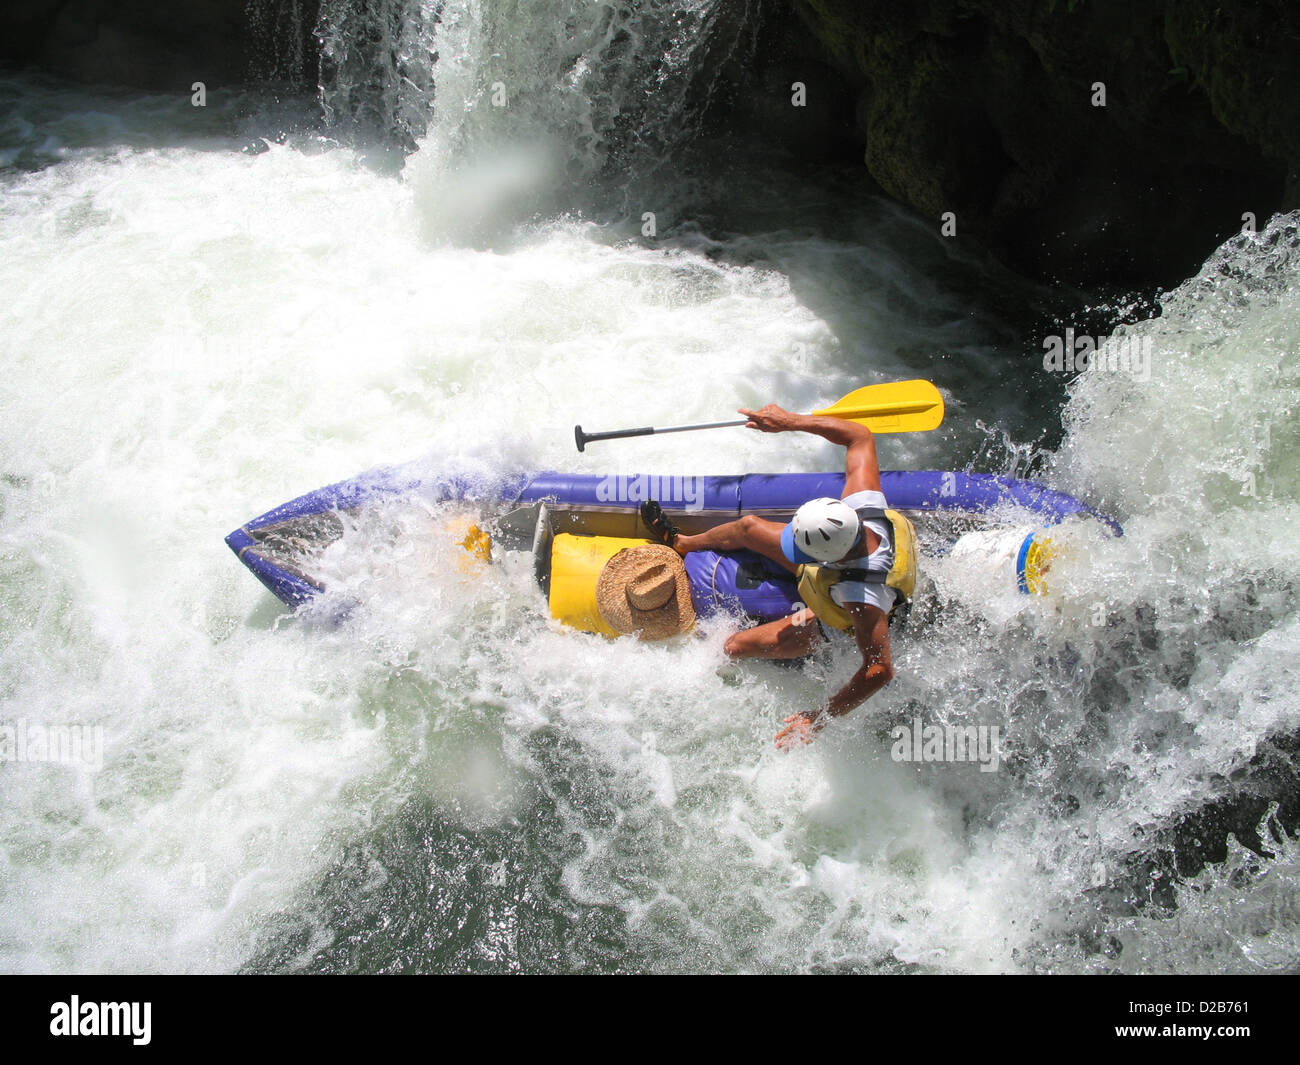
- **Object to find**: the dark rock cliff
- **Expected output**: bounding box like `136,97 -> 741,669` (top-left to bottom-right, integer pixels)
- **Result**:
0,0 -> 318,90
791,0 -> 1299,287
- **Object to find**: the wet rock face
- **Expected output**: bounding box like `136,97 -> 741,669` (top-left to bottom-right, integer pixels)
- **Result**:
0,0 -> 319,90
3,0 -> 1295,290
792,0 -> 1298,289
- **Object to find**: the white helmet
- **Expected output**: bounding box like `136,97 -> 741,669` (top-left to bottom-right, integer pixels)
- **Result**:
781,497 -> 861,564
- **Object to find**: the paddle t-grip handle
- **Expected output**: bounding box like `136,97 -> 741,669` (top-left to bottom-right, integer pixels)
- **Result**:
574,425 -> 655,452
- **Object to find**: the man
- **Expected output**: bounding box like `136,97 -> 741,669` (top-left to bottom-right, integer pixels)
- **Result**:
640,404 -> 896,750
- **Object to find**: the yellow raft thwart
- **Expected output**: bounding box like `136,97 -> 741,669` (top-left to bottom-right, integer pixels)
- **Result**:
549,533 -> 662,638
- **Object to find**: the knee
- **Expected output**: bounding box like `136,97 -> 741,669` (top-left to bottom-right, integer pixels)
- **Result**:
778,617 -> 813,651
736,514 -> 764,538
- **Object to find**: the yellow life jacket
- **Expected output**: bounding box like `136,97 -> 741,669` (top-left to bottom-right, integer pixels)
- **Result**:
796,508 -> 917,632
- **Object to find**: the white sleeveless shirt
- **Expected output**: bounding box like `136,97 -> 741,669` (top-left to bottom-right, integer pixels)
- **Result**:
824,489 -> 896,615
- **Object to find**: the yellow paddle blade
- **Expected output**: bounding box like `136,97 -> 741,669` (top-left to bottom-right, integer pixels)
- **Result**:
811,379 -> 944,433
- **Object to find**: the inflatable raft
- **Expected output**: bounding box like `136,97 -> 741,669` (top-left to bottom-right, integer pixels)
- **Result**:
225,464 -> 1121,632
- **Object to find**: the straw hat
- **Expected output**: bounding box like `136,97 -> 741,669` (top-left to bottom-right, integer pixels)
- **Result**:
595,544 -> 696,640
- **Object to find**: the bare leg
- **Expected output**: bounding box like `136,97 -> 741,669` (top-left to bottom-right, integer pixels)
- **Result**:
673,515 -> 796,575
723,608 -> 824,660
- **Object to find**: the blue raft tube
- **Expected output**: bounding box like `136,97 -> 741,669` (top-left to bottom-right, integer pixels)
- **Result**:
225,465 -> 1122,625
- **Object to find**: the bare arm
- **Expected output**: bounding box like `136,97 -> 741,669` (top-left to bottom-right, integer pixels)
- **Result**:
832,603 -> 894,712
774,603 -> 893,749
740,404 -> 882,496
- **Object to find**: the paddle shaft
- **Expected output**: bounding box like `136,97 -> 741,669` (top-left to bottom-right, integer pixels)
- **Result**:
573,404 -> 933,451
575,419 -> 745,452
573,380 -> 943,451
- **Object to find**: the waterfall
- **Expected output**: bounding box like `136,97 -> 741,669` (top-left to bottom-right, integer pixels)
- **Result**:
313,0 -> 763,171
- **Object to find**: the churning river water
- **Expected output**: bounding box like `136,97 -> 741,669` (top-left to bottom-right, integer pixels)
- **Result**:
1,0 -> 1298,973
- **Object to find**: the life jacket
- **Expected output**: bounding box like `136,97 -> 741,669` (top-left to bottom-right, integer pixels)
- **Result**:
795,506 -> 917,632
